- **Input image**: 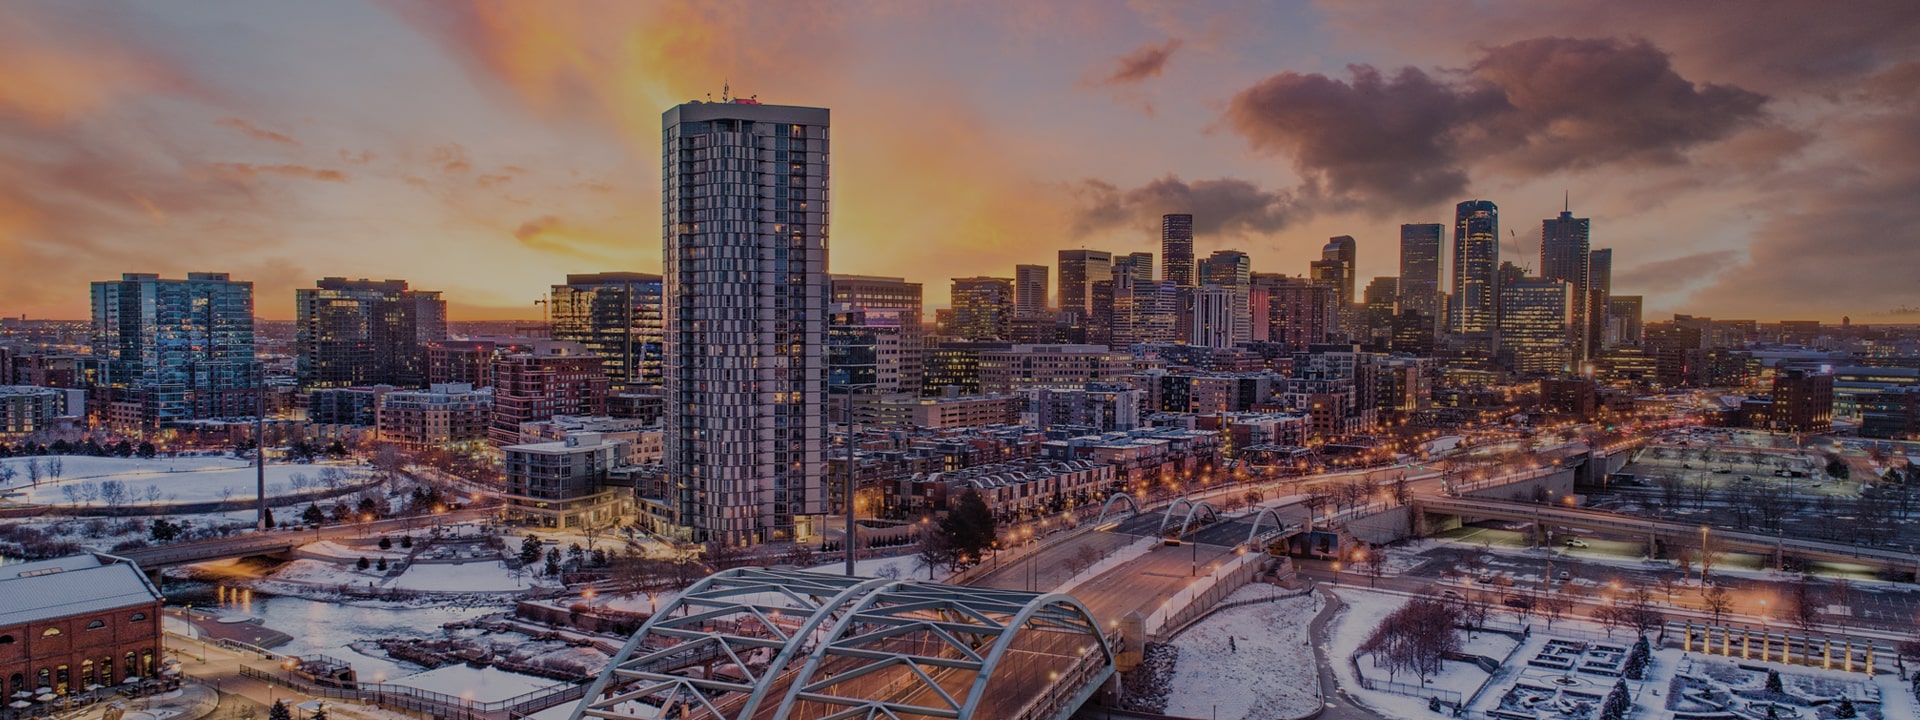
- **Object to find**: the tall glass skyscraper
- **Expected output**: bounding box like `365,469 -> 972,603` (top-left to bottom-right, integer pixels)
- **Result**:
1541,209 -> 1592,363
1161,214 -> 1194,287
1451,200 -> 1500,344
91,272 -> 256,428
1398,223 -> 1443,316
1586,248 -> 1612,354
663,99 -> 829,545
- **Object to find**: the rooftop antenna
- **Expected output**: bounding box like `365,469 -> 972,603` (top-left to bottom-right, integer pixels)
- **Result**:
722,80 -> 731,102
1564,189 -> 1570,213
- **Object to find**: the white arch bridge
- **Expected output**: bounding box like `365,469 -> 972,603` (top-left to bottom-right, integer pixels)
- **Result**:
571,567 -> 1116,720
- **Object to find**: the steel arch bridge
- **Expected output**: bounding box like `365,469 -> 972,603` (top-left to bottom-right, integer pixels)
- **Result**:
571,567 -> 1115,720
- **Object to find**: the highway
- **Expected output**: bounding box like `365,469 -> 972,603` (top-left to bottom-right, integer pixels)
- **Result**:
1416,495 -> 1920,570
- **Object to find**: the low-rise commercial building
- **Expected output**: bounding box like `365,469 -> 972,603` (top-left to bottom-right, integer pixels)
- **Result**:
0,554 -> 162,697
501,432 -> 629,530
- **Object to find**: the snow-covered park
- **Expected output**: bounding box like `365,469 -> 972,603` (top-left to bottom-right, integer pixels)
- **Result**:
1162,585 -> 1324,720
0,454 -> 376,506
1326,587 -> 1920,720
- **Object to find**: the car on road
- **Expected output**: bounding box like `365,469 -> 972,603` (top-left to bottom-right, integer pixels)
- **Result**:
1442,590 -> 1465,601
1558,571 -> 1571,581
1563,538 -> 1590,548
1501,594 -> 1534,610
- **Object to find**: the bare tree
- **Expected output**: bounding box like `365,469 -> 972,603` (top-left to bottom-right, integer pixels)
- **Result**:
914,530 -> 951,580
144,484 -> 162,505
46,457 -> 63,478
1539,593 -> 1571,630
0,464 -> 16,487
1702,585 -> 1733,627
25,459 -> 41,486
1786,574 -> 1823,637
1358,596 -> 1462,684
99,480 -> 128,510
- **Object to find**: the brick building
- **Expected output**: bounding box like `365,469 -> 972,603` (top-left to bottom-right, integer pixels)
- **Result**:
1,555 -> 163,698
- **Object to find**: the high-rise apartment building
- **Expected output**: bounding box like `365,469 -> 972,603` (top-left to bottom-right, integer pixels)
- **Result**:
1451,200 -> 1500,343
1057,249 -> 1112,318
91,272 -> 256,428
1587,248 -> 1612,354
1540,209 -> 1592,362
1013,265 -> 1049,318
1162,214 -> 1194,287
1116,253 -> 1154,285
950,277 -> 1014,341
1200,250 -> 1252,345
295,278 -> 446,390
549,272 -> 664,390
830,274 -> 924,395
663,99 -> 829,544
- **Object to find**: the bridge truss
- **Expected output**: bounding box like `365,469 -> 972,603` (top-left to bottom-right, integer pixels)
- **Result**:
572,567 -> 1115,720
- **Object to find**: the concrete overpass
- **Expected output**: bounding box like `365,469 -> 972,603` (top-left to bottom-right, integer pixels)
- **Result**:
119,509 -> 492,571
1414,495 -> 1920,574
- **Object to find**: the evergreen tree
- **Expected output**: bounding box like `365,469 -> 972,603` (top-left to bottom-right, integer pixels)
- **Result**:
149,518 -> 179,542
519,536 -> 544,566
356,496 -> 378,518
378,537 -> 392,550
375,557 -> 388,572
302,504 -> 325,525
263,507 -> 276,528
136,441 -> 156,458
545,548 -> 562,576
1765,668 -> 1784,694
1835,697 -> 1856,719
1624,636 -> 1650,680
401,535 -> 412,549
939,489 -> 998,561
1601,679 -> 1629,720
269,700 -> 291,720
357,557 -> 370,570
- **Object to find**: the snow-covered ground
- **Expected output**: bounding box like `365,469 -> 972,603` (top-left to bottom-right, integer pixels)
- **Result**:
1326,588 -> 1502,720
387,561 -> 532,592
1,455 -> 375,505
1162,585 -> 1323,720
804,553 -> 946,582
208,594 -> 499,682
389,664 -> 560,702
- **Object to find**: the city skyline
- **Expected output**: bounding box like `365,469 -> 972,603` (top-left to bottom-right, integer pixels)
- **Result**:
3,2 -> 1916,324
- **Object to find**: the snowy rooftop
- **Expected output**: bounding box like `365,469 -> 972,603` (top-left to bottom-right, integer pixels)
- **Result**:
0,553 -> 161,626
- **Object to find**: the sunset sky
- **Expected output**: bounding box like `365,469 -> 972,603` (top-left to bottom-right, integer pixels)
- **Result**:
2,1 -> 1916,322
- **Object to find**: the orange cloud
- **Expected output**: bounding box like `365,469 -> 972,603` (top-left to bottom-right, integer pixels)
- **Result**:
207,163 -> 349,183
214,117 -> 300,145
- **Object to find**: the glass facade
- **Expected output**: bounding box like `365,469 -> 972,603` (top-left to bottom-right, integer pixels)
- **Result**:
294,278 -> 445,390
90,273 -> 256,427
550,272 -> 665,389
1452,200 -> 1500,340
